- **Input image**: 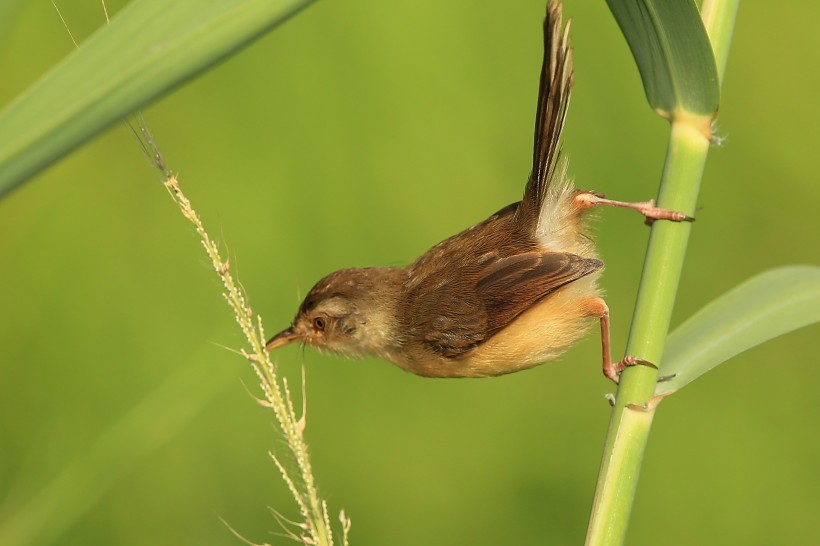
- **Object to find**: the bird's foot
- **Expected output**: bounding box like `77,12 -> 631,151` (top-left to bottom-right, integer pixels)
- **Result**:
604,355 -> 657,384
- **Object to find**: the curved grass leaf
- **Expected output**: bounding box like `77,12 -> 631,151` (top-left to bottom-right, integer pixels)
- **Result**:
0,0 -> 314,198
656,266 -> 820,396
606,0 -> 720,118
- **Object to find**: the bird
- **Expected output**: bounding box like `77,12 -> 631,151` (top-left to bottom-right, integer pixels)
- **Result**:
265,0 -> 690,382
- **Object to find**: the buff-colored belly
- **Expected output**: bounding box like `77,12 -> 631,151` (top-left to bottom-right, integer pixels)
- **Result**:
396,275 -> 601,378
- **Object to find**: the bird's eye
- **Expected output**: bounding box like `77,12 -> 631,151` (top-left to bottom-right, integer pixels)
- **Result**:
313,317 -> 326,331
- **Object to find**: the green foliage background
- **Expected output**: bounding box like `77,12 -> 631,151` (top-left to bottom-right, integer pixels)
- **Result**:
1,1 -> 817,544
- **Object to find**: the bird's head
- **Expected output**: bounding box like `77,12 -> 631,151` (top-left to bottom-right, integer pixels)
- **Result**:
266,267 -> 403,360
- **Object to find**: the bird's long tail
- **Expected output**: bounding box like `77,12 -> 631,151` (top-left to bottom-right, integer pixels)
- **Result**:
515,0 -> 573,235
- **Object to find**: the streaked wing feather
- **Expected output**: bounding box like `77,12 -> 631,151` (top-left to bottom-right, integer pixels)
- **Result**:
420,252 -> 601,359
478,252 -> 601,337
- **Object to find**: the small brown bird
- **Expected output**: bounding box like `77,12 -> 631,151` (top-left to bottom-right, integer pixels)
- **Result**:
266,0 -> 690,381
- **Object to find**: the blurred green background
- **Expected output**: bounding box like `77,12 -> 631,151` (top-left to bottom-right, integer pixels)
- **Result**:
1,1 -> 818,545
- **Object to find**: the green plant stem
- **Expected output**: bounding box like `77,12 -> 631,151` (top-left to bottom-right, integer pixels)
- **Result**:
702,0 -> 741,83
585,2 -> 739,544
586,121 -> 708,546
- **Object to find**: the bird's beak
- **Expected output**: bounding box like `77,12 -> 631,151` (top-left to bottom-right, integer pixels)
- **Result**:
265,327 -> 299,351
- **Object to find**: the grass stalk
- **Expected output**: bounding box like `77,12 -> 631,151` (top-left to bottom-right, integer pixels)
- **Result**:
585,121 -> 708,546
133,122 -> 342,545
585,2 -> 739,544
701,0 -> 741,83
46,6 -> 340,544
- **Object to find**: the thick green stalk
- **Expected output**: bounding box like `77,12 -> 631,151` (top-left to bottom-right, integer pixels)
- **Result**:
585,2 -> 739,544
702,0 -> 741,83
586,121 -> 709,546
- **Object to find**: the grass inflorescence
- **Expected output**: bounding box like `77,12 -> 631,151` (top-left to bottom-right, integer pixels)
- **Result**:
131,120 -> 348,546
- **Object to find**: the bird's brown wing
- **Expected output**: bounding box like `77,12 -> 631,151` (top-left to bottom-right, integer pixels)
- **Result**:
416,252 -> 601,359
414,287 -> 490,358
477,252 -> 600,338
515,1 -> 573,234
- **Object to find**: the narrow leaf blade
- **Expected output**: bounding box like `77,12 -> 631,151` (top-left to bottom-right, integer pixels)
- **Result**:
656,266 -> 820,396
0,0 -> 314,198
606,0 -> 720,118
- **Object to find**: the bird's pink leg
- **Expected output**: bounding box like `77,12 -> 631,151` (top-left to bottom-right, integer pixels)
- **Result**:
575,191 -> 694,223
583,297 -> 657,383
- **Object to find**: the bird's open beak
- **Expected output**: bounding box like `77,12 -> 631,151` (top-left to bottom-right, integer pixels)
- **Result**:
265,327 -> 299,351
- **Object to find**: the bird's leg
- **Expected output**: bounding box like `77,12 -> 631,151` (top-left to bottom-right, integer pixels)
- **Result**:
583,297 -> 657,383
574,191 -> 694,224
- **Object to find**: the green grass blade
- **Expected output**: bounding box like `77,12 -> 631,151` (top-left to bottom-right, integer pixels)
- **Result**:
0,0 -> 314,198
656,266 -> 820,396
605,0 -> 720,118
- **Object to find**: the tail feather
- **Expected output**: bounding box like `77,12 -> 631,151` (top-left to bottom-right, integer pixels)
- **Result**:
516,0 -> 573,234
